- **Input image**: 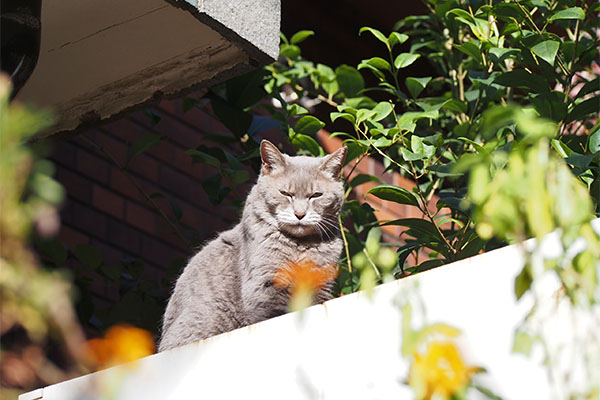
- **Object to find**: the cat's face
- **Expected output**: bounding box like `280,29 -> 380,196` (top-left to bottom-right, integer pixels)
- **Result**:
256,141 -> 347,238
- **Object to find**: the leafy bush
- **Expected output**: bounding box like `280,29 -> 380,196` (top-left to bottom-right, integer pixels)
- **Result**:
191,0 -> 599,297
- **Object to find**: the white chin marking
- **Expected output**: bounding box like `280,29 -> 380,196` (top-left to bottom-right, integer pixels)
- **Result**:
282,223 -> 314,237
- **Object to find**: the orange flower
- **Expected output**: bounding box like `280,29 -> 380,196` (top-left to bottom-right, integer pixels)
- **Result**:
409,341 -> 481,400
273,260 -> 338,295
273,261 -> 338,311
86,324 -> 155,370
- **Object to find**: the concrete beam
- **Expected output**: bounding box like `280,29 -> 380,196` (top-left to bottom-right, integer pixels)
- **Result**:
15,0 -> 280,137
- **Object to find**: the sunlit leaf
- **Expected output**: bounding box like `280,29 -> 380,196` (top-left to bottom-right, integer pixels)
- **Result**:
367,185 -> 419,206
406,77 -> 432,98
548,7 -> 585,22
394,53 -> 421,69
290,30 -> 315,45
531,40 -> 560,66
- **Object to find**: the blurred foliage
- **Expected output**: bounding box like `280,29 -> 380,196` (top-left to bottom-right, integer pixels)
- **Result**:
401,301 -> 487,400
0,74 -> 89,397
85,325 -> 155,370
273,260 -> 339,311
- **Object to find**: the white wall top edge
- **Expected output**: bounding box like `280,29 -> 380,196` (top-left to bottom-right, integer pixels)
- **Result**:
20,218 -> 600,400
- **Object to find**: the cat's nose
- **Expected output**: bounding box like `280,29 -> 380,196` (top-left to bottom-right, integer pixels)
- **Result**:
294,211 -> 306,220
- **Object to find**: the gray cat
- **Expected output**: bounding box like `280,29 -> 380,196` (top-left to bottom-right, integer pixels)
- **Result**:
158,140 -> 347,351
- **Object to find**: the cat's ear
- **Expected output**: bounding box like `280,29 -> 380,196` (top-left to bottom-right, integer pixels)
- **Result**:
320,146 -> 347,179
260,140 -> 286,174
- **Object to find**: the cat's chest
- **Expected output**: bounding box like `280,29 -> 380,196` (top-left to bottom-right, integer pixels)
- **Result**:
248,234 -> 340,270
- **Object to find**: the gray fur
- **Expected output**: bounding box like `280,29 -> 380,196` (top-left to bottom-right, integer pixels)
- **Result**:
158,141 -> 347,351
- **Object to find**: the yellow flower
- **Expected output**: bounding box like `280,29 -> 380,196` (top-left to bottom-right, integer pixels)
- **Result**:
86,325 -> 155,370
409,341 -> 480,400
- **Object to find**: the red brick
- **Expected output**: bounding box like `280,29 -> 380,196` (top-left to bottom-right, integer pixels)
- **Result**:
94,130 -> 128,167
158,166 -> 200,205
141,235 -> 188,271
50,140 -> 77,169
108,166 -> 144,202
57,167 -> 92,203
125,201 -> 157,234
72,202 -> 108,238
75,149 -> 110,184
107,219 -> 141,253
57,225 -> 89,249
102,118 -> 141,144
128,154 -> 160,181
155,218 -> 190,251
92,184 -> 124,218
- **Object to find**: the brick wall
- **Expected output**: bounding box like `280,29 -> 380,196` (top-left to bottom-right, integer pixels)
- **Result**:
50,98 -> 245,307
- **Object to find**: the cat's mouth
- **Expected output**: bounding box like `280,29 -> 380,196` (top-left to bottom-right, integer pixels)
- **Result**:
280,221 -> 318,237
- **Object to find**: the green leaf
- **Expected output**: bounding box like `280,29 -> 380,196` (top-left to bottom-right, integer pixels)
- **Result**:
576,77 -> 600,99
128,133 -> 164,164
489,47 -> 521,64
359,27 -> 388,46
514,266 -> 532,300
367,185 -> 419,206
226,68 -> 267,109
565,97 -> 599,124
372,102 -> 394,121
291,133 -> 322,156
405,77 -> 431,98
201,173 -> 229,206
365,227 -> 382,258
589,124 -> 600,153
182,97 -> 199,112
100,265 -> 122,281
186,149 -> 221,167
223,168 -> 250,185
401,147 -> 426,161
335,65 -> 365,97
513,331 -> 535,356
414,259 -> 445,273
207,92 -> 253,137
454,42 -> 483,64
531,40 -> 560,66
74,244 -> 102,270
360,57 -> 391,72
280,44 -> 301,59
330,112 -> 356,124
394,53 -> 421,69
356,109 -> 377,125
290,30 -> 315,45
531,91 -> 567,122
411,136 -> 436,159
494,70 -> 549,93
389,32 -> 409,48
548,7 -> 585,22
551,139 -> 572,158
36,238 -> 67,267
382,219 -> 446,248
294,116 -> 325,135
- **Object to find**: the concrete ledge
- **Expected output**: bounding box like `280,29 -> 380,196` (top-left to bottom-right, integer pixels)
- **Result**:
19,219 -> 600,400
16,0 -> 280,137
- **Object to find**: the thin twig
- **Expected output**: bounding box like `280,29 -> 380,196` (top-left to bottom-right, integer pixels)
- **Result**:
339,214 -> 353,273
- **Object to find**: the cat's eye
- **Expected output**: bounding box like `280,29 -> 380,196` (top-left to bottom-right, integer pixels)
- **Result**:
310,192 -> 323,199
279,190 -> 293,197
